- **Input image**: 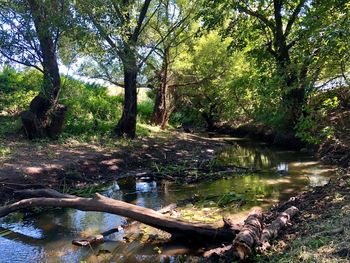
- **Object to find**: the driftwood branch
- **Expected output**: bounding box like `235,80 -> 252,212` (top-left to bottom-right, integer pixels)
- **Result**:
203,207 -> 263,260
1,189 -> 238,242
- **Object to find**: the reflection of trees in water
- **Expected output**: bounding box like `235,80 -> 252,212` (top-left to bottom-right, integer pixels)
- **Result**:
239,175 -> 280,202
118,177 -> 163,209
218,143 -> 279,170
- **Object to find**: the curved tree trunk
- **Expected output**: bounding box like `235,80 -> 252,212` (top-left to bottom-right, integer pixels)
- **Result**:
152,47 -> 170,130
152,86 -> 166,126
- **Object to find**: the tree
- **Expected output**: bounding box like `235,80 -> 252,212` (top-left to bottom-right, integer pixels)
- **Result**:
170,31 -> 241,130
201,0 -> 349,131
75,0 -> 157,138
145,0 -> 195,129
0,0 -> 70,139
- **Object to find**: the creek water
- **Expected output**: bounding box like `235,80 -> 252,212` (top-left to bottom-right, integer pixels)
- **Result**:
0,138 -> 335,263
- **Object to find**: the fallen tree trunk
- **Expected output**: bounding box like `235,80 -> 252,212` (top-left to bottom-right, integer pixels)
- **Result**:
258,206 -> 299,251
2,189 -> 238,242
232,207 -> 263,261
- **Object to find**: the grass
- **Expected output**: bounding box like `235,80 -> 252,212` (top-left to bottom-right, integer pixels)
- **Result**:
0,115 -> 21,137
0,145 -> 11,158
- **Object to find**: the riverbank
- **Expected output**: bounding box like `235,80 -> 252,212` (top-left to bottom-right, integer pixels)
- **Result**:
0,130 -> 228,203
260,168 -> 350,263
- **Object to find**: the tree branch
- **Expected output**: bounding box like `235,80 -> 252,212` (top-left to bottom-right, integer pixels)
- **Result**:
284,0 -> 307,37
131,0 -> 152,42
0,189 -> 238,242
0,50 -> 44,73
236,4 -> 275,30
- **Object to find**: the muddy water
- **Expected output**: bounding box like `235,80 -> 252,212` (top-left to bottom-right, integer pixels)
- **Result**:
0,138 -> 335,263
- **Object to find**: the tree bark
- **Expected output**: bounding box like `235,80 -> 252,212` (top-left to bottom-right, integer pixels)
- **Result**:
152,84 -> 168,129
268,0 -> 307,131
204,206 -> 299,261
203,208 -> 263,260
2,189 -> 238,243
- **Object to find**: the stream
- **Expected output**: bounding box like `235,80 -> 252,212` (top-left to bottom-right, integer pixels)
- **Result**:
0,138 -> 335,263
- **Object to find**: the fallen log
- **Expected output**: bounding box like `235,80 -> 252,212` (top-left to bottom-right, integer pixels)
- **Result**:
205,206 -> 298,261
258,206 -> 299,251
72,203 -> 178,247
232,207 -> 263,261
203,207 -> 263,260
1,189 -> 238,242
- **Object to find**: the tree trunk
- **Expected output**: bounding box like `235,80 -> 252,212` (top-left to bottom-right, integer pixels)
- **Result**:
151,85 -> 168,128
202,103 -> 217,132
1,189 -> 239,243
270,0 -> 306,131
152,48 -> 170,129
203,207 -> 263,260
204,206 -> 299,261
115,56 -> 138,139
22,0 -> 66,139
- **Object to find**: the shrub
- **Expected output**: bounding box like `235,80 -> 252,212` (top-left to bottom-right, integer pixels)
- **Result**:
0,66 -> 40,115
60,78 -> 124,136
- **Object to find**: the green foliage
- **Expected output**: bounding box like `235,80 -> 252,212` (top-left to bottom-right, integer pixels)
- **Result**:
0,116 -> 22,136
171,31 -> 244,127
60,79 -> 123,136
216,192 -> 245,207
0,66 -> 40,115
296,91 -> 345,144
0,67 -> 154,140
169,108 -> 203,128
137,99 -> 154,123
60,78 -> 153,138
0,144 -> 11,157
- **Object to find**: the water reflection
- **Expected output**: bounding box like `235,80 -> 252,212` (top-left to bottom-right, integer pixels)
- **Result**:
0,138 -> 335,262
277,162 -> 289,175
